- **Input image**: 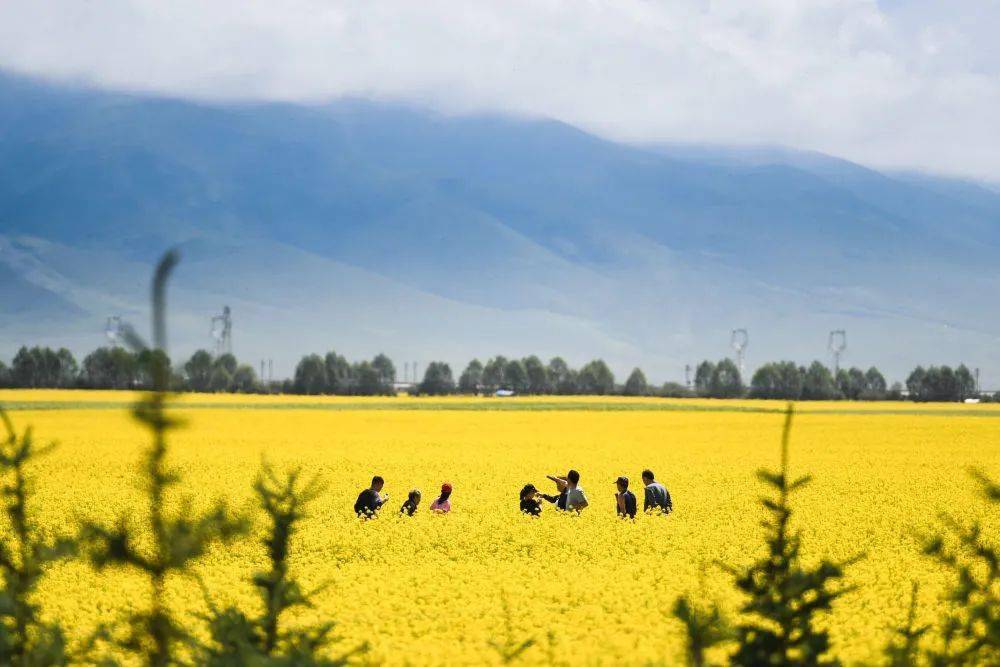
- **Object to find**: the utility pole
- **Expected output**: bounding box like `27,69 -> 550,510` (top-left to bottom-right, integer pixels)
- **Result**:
828,330 -> 847,376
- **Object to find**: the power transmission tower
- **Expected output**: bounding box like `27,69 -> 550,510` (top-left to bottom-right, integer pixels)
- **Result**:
828,330 -> 847,375
105,316 -> 124,347
211,306 -> 232,355
731,328 -> 749,377
684,364 -> 692,389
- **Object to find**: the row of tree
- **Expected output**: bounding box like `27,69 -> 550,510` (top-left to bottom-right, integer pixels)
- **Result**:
0,345 -> 992,402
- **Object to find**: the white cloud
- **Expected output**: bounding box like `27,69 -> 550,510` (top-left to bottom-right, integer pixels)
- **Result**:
0,0 -> 998,180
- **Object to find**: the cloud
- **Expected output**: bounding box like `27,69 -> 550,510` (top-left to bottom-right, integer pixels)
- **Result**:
1,0 -> 998,180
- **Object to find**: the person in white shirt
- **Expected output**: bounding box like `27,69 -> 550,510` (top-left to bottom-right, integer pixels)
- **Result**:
548,469 -> 588,512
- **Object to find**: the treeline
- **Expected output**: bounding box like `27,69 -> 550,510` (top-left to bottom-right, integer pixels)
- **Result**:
1,345 -> 994,402
691,358 -> 988,402
0,345 -> 263,392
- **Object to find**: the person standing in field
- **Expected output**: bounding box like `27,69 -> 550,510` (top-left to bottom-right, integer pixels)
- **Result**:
400,489 -> 421,516
548,470 -> 588,512
614,476 -> 637,519
641,469 -> 672,514
430,482 -> 452,513
520,483 -> 562,516
354,475 -> 388,518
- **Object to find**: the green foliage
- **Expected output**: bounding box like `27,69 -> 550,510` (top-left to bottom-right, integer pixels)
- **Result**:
81,251 -> 247,666
623,367 -> 649,396
723,403 -> 857,666
672,596 -> 731,667
488,592 -> 534,664
709,359 -> 743,399
458,359 -> 484,394
919,469 -> 1000,665
418,362 -> 455,395
577,359 -> 615,395
201,465 -> 366,666
546,357 -> 577,395
801,361 -> 836,400
883,582 -> 929,667
751,361 -> 803,400
906,365 -> 977,402
0,408 -> 74,666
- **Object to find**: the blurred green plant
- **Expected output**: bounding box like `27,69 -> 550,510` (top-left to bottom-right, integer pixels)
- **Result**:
918,469 -> 1000,666
0,408 -> 74,666
80,251 -> 247,666
488,590 -> 534,664
883,581 -> 928,667
721,403 -> 859,667
200,464 -> 366,665
672,595 -> 731,667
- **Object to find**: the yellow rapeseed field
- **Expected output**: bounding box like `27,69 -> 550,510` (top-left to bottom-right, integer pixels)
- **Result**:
1,389 -> 999,664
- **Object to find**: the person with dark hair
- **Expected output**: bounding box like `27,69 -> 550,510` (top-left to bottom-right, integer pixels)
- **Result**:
547,470 -> 588,511
520,483 -> 562,516
614,476 -> 637,519
400,489 -> 422,516
430,482 -> 452,513
641,469 -> 672,514
354,475 -> 388,518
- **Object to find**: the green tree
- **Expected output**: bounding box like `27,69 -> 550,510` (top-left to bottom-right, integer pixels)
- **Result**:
82,347 -> 138,389
136,350 -> 171,391
862,367 -> 887,400
503,359 -> 528,393
0,362 -> 9,388
578,360 -> 615,395
293,355 -> 328,395
213,353 -> 238,377
185,350 -> 215,392
672,596 -> 731,667
0,409 -> 74,665
906,366 -> 928,401
955,364 -> 976,400
54,349 -> 78,387
751,362 -> 802,400
709,359 -> 742,399
231,365 -> 258,393
623,368 -> 649,396
352,361 -> 384,396
419,362 -> 455,396
209,366 -> 233,393
801,361 -> 836,400
725,404 -> 856,666
458,359 -> 484,394
371,353 -> 396,390
324,352 -> 352,394
694,361 -> 715,397
201,465 -> 366,665
547,357 -> 577,395
835,367 -> 869,400
482,356 -> 508,393
919,470 -> 1000,664
82,251 -> 246,667
523,356 -> 549,395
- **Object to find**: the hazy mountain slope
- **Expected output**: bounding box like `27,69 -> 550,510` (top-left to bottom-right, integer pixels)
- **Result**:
1,72 -> 998,384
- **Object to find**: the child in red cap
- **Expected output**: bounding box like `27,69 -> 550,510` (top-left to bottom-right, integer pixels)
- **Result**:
430,482 -> 452,513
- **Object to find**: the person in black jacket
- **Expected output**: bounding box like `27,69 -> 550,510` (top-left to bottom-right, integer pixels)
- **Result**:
614,476 -> 638,519
399,489 -> 421,516
520,483 -> 562,516
354,475 -> 387,518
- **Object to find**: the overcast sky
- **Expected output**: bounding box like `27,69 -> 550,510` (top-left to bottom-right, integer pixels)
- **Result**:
1,1 -> 998,181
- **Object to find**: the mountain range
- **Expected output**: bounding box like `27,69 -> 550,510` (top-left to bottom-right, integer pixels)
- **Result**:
2,71 -> 999,386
